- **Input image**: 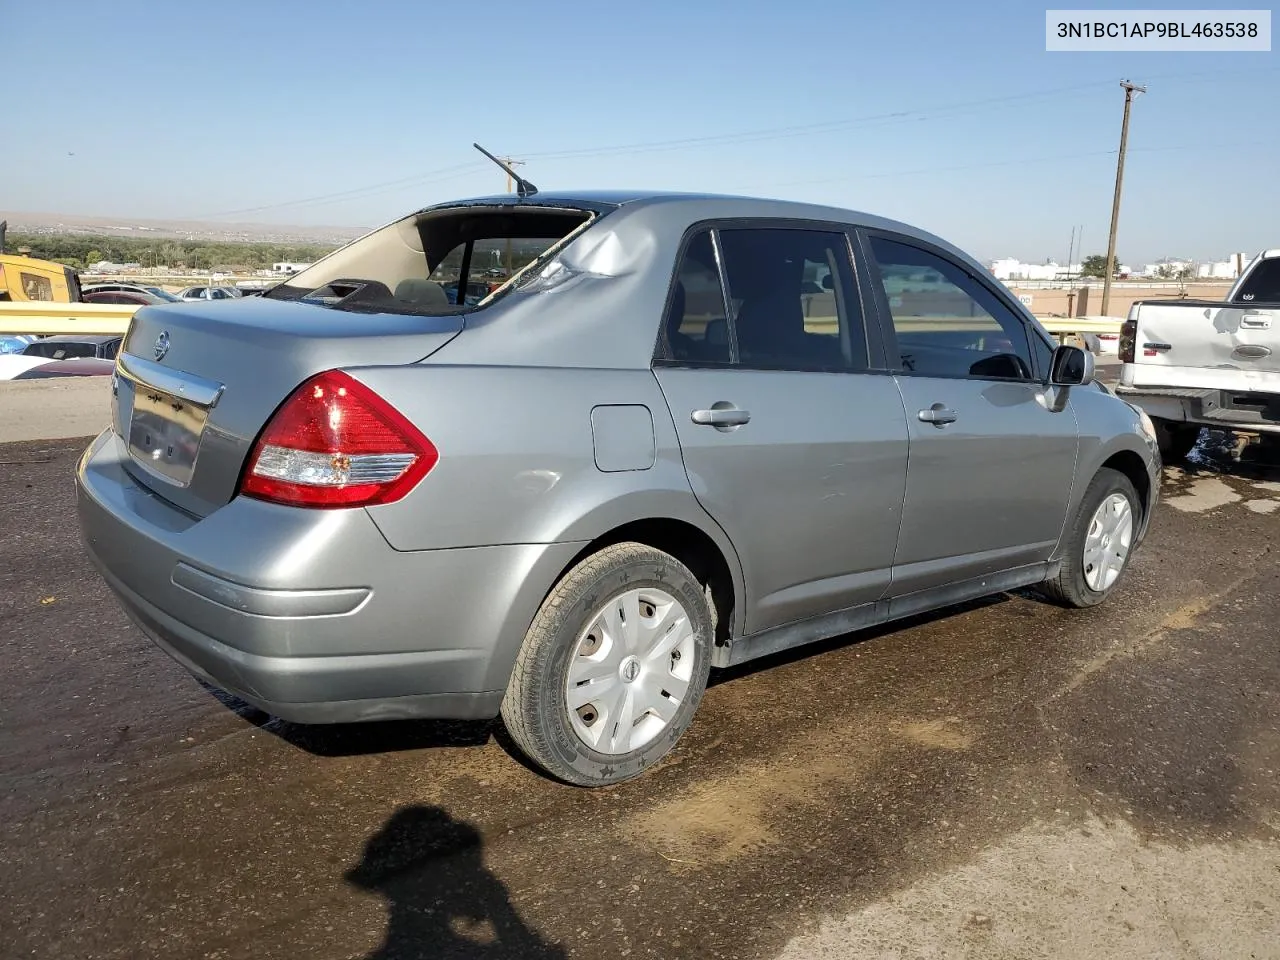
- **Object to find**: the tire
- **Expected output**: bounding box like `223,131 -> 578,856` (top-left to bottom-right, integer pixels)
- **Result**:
500,542 -> 713,786
1152,416 -> 1199,462
1038,468 -> 1141,609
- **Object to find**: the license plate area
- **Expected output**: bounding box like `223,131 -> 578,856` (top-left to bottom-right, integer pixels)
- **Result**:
128,387 -> 208,487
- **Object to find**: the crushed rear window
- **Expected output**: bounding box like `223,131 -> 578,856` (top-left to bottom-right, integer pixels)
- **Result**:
265,206 -> 597,316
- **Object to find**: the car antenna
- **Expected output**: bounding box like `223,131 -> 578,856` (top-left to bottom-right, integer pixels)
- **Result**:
473,143 -> 538,198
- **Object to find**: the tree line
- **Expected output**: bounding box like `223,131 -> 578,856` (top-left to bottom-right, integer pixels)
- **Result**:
2,232 -> 339,272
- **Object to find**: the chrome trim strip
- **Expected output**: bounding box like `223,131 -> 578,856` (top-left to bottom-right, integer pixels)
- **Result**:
117,353 -> 225,408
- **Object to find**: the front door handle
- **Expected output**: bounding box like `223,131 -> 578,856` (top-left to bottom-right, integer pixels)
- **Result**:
918,403 -> 957,426
692,407 -> 751,427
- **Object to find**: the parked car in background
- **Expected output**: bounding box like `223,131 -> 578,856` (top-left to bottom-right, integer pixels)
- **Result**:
10,357 -> 115,379
81,283 -> 182,303
23,334 -> 122,361
83,290 -> 169,306
1117,249 -> 1280,460
0,334 -> 37,355
1094,331 -> 1120,356
178,286 -> 243,301
0,354 -> 52,380
77,190 -> 1160,787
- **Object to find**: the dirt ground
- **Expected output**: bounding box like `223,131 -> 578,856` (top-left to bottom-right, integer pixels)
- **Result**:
1,435 -> 1277,960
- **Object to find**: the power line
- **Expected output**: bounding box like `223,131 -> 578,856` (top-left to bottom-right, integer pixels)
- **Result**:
513,69 -> 1278,164
515,81 -> 1118,161
182,68 -> 1280,222
736,139 -> 1277,192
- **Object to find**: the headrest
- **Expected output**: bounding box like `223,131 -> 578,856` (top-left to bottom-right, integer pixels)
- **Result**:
394,278 -> 449,307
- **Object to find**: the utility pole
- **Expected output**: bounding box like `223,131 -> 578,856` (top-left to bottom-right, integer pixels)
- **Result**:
1101,80 -> 1145,316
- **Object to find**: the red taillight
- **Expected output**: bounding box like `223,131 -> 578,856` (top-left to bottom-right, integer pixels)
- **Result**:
240,370 -> 438,508
1118,319 -> 1137,363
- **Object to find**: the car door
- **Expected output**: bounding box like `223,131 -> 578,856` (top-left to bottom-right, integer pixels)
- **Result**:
653,224 -> 909,635
860,231 -> 1079,597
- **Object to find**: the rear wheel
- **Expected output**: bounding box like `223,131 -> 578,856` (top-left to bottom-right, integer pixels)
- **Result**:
1152,417 -> 1199,462
1039,468 -> 1140,608
501,542 -> 713,786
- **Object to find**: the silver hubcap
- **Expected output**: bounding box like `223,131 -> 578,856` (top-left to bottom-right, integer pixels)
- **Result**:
1083,492 -> 1134,592
565,587 -> 696,755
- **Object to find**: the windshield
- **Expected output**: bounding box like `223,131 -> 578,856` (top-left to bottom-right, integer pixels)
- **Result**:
145,287 -> 182,302
265,205 -> 596,315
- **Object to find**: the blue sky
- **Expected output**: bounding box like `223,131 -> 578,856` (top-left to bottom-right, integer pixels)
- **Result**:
4,0 -> 1276,263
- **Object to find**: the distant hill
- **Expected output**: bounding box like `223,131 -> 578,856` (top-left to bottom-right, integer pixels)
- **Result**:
0,210 -> 362,246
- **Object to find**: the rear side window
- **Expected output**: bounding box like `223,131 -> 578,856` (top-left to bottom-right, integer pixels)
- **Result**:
1234,258 -> 1280,304
718,228 -> 866,372
663,232 -> 732,364
868,236 -> 1034,382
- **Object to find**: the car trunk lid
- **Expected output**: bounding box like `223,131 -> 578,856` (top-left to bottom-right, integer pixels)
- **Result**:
112,297 -> 462,518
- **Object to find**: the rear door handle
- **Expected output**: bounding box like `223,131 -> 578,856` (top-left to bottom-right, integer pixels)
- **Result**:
692,407 -> 751,427
918,403 -> 957,426
1241,314 -> 1271,330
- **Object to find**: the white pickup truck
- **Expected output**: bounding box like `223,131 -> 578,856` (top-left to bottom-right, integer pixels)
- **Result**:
1116,249 -> 1280,461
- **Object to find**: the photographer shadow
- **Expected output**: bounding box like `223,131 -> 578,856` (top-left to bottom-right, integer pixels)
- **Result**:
347,805 -> 566,960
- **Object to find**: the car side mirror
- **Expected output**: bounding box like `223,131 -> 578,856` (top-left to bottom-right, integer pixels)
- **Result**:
1050,344 -> 1094,386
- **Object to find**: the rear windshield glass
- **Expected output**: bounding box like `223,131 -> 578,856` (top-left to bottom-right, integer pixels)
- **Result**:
23,340 -> 100,359
265,206 -> 595,315
1234,258 -> 1280,304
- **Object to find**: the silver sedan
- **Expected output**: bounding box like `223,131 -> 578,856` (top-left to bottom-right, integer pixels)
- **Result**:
77,190 -> 1160,785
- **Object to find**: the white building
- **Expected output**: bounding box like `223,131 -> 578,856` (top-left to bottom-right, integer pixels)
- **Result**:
989,258 -> 1082,281
271,261 -> 313,274
89,260 -> 143,274
1197,254 -> 1249,279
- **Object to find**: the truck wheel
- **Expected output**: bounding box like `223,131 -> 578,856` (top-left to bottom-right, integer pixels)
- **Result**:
501,542 -> 713,786
1152,417 -> 1199,462
1038,468 -> 1141,609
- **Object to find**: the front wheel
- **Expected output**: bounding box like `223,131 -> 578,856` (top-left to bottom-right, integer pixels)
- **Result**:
1038,468 -> 1141,608
501,542 -> 713,786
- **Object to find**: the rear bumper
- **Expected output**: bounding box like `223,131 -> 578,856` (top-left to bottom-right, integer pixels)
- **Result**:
1116,385 -> 1280,435
76,430 -> 583,723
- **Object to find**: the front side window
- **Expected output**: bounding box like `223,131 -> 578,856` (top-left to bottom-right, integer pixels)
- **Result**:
869,236 -> 1033,381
